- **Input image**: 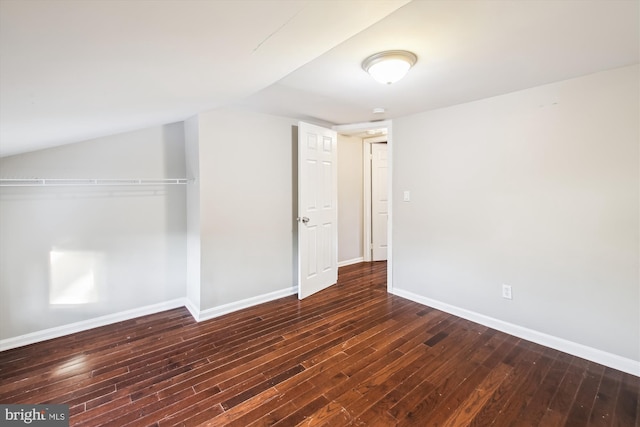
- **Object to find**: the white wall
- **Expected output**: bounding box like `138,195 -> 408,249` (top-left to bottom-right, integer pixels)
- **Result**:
393,65 -> 639,365
0,123 -> 187,340
196,109 -> 298,311
337,134 -> 364,264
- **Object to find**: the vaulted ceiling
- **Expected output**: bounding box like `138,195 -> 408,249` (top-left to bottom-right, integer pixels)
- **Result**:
1,0 -> 638,157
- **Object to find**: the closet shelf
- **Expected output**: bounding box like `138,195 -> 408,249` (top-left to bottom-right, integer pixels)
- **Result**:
0,178 -> 190,187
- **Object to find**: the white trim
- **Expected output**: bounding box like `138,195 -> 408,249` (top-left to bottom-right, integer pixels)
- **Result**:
333,121 -> 392,134
196,287 -> 297,323
338,257 -> 365,267
386,121 -> 393,293
392,287 -> 640,377
0,298 -> 186,352
1,287 -> 300,351
184,297 -> 201,322
364,135 -> 387,144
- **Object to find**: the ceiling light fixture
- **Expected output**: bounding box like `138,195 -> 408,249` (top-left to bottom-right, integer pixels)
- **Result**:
362,50 -> 417,85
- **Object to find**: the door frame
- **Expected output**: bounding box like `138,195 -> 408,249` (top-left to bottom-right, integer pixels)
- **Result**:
363,136 -> 388,263
333,120 -> 393,293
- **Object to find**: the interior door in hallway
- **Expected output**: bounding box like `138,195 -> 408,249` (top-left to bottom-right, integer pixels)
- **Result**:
371,142 -> 388,261
297,122 -> 338,299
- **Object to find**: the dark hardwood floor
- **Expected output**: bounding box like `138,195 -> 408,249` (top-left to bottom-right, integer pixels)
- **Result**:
1,262 -> 638,426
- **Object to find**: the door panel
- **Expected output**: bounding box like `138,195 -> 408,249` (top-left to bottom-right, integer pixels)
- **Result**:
371,143 -> 388,261
298,122 -> 338,299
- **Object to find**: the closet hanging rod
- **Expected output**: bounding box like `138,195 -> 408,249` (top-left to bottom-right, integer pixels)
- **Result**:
0,178 -> 190,187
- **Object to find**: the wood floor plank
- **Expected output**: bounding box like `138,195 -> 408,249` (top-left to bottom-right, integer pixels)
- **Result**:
588,367 -> 623,427
0,261 -> 637,427
441,362 -> 512,427
195,380 -> 314,427
513,355 -> 571,426
389,330 -> 489,424
612,370 -> 639,427
387,320 -> 499,424
487,350 -> 557,425
403,364 -> 492,426
566,361 -> 606,426
355,340 -> 468,425
469,339 -> 547,426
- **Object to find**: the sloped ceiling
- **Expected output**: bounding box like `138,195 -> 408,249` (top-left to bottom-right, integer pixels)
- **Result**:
0,0 -> 409,157
1,0 -> 638,157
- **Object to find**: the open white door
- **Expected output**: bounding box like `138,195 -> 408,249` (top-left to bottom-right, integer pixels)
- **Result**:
298,122 -> 338,299
371,143 -> 388,261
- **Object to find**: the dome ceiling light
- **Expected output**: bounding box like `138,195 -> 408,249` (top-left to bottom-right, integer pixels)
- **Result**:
362,50 -> 417,85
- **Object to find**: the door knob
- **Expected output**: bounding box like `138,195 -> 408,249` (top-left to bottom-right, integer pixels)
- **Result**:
297,216 -> 310,224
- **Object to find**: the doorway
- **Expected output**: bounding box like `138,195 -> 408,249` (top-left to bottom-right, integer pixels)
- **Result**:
333,121 -> 393,292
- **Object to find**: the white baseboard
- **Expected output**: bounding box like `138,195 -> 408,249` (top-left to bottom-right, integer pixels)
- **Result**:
195,287 -> 298,323
0,298 -> 186,352
338,257 -> 365,267
184,297 -> 201,322
8,285 -> 634,377
0,287 -> 298,352
391,288 -> 640,377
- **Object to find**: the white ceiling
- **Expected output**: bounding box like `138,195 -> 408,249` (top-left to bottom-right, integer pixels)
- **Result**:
239,0 -> 640,124
1,0 -> 638,157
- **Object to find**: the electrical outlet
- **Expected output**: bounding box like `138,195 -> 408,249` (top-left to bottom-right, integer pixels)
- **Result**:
502,284 -> 512,300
